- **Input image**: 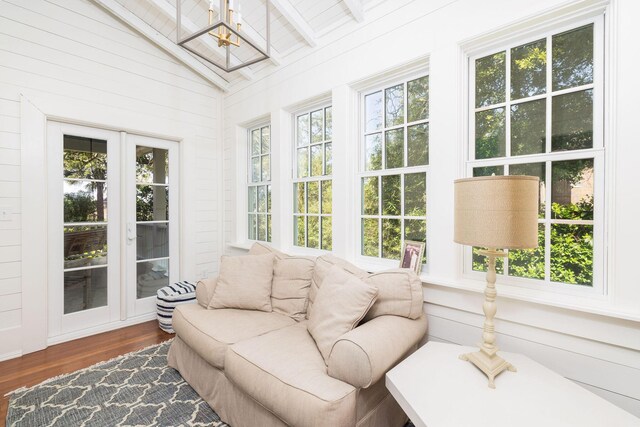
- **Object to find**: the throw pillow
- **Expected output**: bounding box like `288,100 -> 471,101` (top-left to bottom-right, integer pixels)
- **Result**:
208,253 -> 275,312
362,269 -> 423,321
308,266 -> 378,362
272,256 -> 315,321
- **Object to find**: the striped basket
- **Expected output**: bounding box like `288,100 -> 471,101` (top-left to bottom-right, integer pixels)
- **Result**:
156,281 -> 197,333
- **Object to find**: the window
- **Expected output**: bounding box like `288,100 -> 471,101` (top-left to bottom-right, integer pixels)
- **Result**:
248,125 -> 271,242
359,75 -> 429,264
468,20 -> 603,289
293,105 -> 333,250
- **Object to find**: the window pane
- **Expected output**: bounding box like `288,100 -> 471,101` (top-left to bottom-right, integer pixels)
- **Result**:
404,173 -> 426,217
385,84 -> 404,127
311,110 -> 323,143
552,24 -> 594,91
385,128 -> 404,169
136,185 -> 168,221
64,267 -> 107,314
325,107 -> 332,141
248,214 -> 257,240
407,123 -> 429,167
64,226 -> 107,269
365,133 -> 382,171
381,175 -> 401,216
294,183 -> 305,213
551,159 -> 594,220
362,218 -> 379,257
308,181 -> 319,214
251,129 -> 261,156
511,99 -> 546,156
294,216 -> 305,246
325,143 -> 332,175
248,186 -> 257,213
261,155 -> 270,181
509,224 -> 545,279
257,185 -> 267,213
473,165 -> 504,177
510,162 -> 546,217
475,107 -> 506,159
551,224 -> 593,285
407,76 -> 429,122
297,114 -> 310,146
365,91 -> 383,132
381,218 -> 401,260
311,145 -> 323,176
267,185 -> 272,213
136,259 -> 168,299
473,248 -> 504,273
475,52 -> 506,107
297,148 -> 309,178
251,157 -> 260,182
267,215 -> 271,242
362,177 -> 379,215
321,217 -> 332,251
63,136 -> 107,180
136,223 -> 169,260
136,147 -> 168,184
257,214 -> 267,241
404,219 -> 427,264
511,38 -> 546,100
321,180 -> 332,214
552,89 -> 593,151
64,181 -> 108,223
261,126 -> 270,154
307,216 -> 320,249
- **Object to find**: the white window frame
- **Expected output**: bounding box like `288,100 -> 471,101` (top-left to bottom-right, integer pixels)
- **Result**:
292,103 -> 333,252
356,71 -> 430,272
247,123 -> 272,243
464,14 -> 606,297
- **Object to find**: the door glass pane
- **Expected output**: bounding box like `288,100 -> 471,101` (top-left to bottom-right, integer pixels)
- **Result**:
63,136 -> 107,180
136,259 -> 169,298
136,185 -> 169,221
136,224 -> 169,260
64,267 -> 108,314
64,226 -> 107,269
136,147 -> 168,184
64,181 -> 108,223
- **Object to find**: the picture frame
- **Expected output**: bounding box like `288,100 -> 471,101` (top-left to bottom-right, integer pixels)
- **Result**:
399,240 -> 425,274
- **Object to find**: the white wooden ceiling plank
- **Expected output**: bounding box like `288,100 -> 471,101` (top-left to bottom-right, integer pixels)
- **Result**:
90,0 -> 230,90
342,0 -> 364,22
269,0 -> 316,47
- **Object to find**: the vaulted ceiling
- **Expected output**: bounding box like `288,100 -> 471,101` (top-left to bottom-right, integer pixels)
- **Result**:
93,0 -> 384,90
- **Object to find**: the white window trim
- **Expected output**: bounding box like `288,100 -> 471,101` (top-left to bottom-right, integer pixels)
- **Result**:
292,103 -> 333,253
461,7 -> 609,299
247,123 -> 272,243
355,70 -> 431,273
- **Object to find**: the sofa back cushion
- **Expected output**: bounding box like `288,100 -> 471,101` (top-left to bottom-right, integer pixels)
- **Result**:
248,241 -> 287,259
308,266 -> 378,362
362,269 -> 423,321
271,257 -> 315,321
208,253 -> 275,312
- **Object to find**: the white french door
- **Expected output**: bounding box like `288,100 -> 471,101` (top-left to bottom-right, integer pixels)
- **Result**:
47,122 -> 179,339
125,134 -> 180,317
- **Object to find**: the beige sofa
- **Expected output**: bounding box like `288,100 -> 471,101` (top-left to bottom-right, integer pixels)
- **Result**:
167,243 -> 427,427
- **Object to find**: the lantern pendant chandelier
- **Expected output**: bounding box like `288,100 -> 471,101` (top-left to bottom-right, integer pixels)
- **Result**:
176,0 -> 271,73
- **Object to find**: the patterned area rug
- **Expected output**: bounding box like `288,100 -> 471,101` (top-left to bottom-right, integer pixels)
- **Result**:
6,340 -> 228,427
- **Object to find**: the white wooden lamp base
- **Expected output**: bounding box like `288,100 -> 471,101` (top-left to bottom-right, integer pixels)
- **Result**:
460,248 -> 515,388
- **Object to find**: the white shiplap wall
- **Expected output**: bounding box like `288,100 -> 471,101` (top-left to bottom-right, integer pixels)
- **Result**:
0,0 -> 223,359
221,0 -> 640,418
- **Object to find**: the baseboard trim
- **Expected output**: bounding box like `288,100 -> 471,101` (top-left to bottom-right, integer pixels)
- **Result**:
0,350 -> 22,363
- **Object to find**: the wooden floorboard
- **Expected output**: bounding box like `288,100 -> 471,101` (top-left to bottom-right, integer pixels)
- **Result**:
0,321 -> 173,427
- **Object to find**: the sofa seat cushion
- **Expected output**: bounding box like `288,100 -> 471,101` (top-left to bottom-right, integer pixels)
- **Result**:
225,322 -> 357,427
172,304 -> 295,369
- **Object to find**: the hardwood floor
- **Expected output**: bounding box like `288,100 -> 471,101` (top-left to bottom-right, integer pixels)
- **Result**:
0,321 -> 173,426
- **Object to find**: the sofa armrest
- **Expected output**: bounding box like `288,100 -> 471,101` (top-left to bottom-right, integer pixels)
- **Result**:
195,277 -> 218,308
327,315 -> 427,388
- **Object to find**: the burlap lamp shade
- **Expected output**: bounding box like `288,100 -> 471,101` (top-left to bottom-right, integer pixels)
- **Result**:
454,176 -> 539,250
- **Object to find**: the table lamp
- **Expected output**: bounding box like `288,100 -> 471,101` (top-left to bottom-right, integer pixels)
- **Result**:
454,175 -> 539,388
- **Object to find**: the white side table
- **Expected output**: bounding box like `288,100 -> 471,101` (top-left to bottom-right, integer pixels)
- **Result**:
386,341 -> 640,427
